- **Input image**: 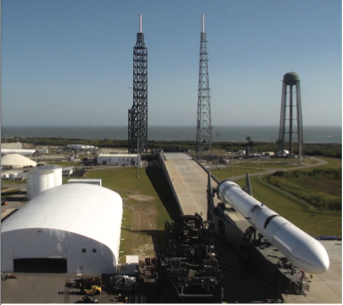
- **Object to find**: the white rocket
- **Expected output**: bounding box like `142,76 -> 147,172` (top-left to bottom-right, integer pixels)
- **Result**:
217,179 -> 330,274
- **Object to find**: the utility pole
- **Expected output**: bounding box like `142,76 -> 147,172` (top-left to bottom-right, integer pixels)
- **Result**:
231,139 -> 233,177
216,132 -> 219,168
136,136 -> 139,178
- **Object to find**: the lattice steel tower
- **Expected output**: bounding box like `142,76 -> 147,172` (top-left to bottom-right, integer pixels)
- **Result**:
128,14 -> 148,153
196,14 -> 213,155
278,72 -> 304,160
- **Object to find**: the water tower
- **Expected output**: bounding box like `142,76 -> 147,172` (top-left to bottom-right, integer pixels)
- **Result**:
278,72 -> 304,160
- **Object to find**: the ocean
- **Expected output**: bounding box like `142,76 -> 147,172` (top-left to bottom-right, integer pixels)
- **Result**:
1,125 -> 341,143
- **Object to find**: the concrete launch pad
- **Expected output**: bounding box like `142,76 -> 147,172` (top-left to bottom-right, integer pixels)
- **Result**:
282,240 -> 342,303
161,152 -> 221,218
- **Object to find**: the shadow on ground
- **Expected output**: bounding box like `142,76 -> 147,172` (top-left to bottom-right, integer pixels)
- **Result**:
145,167 -> 181,220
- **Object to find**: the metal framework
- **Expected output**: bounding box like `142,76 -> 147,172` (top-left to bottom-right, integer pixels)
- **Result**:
278,72 -> 304,160
196,14 -> 213,155
128,14 -> 148,153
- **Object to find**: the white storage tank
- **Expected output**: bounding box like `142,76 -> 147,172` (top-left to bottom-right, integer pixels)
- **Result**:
27,170 -> 55,200
36,165 -> 62,187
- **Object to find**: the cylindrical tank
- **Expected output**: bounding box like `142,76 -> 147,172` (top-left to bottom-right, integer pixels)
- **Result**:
37,165 -> 62,187
27,170 -> 55,200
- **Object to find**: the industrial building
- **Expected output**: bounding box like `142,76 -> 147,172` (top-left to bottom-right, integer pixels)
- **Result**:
1,153 -> 37,168
67,179 -> 102,186
62,166 -> 75,176
66,144 -> 97,150
1,183 -> 123,274
1,148 -> 36,155
97,154 -> 140,166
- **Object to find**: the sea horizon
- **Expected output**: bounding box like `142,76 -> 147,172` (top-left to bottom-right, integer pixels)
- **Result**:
1,125 -> 341,144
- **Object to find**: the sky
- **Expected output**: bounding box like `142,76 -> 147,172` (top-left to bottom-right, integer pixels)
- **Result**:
1,0 -> 342,127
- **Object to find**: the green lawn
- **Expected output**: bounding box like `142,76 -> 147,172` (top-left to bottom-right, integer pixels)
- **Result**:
302,157 -> 341,171
232,162 -> 305,169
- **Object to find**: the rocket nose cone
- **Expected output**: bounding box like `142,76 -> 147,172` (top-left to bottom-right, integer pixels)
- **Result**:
315,251 -> 330,274
308,243 -> 330,274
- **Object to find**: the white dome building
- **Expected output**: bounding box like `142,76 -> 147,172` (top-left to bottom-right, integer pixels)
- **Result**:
1,184 -> 123,274
1,153 -> 37,168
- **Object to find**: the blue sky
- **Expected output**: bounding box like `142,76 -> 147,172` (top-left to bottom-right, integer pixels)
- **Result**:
1,0 -> 341,126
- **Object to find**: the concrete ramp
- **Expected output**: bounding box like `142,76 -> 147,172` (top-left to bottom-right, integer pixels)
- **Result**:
161,153 -> 220,218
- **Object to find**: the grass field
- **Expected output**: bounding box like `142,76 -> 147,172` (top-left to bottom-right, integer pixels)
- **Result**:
232,162 -> 308,169
303,157 -> 341,170
80,167 -> 180,259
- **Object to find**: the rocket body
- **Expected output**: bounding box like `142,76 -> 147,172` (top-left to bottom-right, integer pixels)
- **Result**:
217,180 -> 330,274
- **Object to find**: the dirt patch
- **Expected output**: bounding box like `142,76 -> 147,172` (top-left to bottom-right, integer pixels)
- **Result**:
128,194 -> 155,202
126,203 -> 158,230
123,203 -> 162,261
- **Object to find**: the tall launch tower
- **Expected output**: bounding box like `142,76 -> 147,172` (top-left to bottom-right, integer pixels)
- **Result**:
278,72 -> 304,160
128,14 -> 148,153
196,14 -> 213,155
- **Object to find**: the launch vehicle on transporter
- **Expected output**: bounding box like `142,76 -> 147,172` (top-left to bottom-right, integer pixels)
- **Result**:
207,172 -> 330,294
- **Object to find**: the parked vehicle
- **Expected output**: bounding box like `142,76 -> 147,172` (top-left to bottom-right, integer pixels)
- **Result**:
110,275 -> 137,291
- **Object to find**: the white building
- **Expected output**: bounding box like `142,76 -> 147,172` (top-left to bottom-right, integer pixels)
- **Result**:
36,148 -> 49,154
1,149 -> 36,156
66,144 -> 97,150
68,179 -> 102,187
62,166 -> 74,176
1,183 -> 123,274
97,154 -> 141,166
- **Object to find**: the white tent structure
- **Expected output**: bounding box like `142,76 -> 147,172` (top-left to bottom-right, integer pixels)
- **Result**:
1,184 -> 123,274
1,153 -> 37,168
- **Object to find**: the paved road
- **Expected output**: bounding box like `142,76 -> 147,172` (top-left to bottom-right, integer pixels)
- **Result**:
228,157 -> 329,181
